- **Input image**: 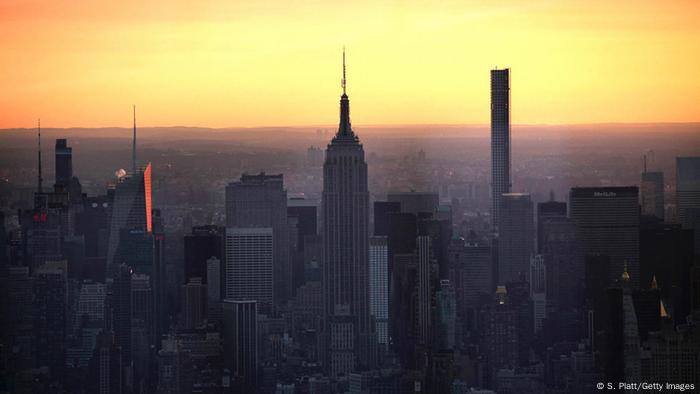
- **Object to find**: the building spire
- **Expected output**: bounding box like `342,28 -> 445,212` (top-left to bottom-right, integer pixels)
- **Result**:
132,105 -> 137,174
337,48 -> 353,138
37,118 -> 43,193
342,46 -> 347,95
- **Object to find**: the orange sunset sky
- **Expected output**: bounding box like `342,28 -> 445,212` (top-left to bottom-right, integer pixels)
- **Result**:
1,0 -> 699,129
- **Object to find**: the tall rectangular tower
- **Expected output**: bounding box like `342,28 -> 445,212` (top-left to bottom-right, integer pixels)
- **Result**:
226,173 -> 289,305
223,300 -> 258,392
322,51 -> 371,376
676,157 -> 700,252
54,138 -> 72,187
498,193 -> 534,284
369,236 -> 389,349
491,68 -> 511,232
106,163 -> 152,276
570,187 -> 640,288
225,227 -> 274,315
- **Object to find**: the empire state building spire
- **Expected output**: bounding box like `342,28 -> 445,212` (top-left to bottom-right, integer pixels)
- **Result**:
322,48 -> 371,376
337,48 -> 353,139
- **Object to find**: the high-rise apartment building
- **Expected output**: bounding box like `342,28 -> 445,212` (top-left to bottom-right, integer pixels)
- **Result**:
491,68 -> 511,232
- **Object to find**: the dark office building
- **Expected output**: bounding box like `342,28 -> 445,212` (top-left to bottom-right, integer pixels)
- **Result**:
373,200 -> 400,236
288,198 -> 318,292
387,191 -> 439,216
639,218 -> 694,322
418,217 -> 452,280
641,171 -> 664,220
113,264 -> 133,371
287,198 -> 317,250
676,157 -> 700,254
0,212 -> 8,274
387,212 -> 418,275
184,225 -> 224,285
33,261 -> 67,381
491,68 -> 511,232
75,193 -> 113,259
223,300 -> 258,393
537,200 -> 567,253
114,228 -> 154,276
570,187 -> 640,288
540,216 -> 584,309
391,253 -> 420,369
226,173 -> 290,304
497,193 -> 534,284
450,233 -> 493,335
151,209 -> 167,349
54,138 -> 72,188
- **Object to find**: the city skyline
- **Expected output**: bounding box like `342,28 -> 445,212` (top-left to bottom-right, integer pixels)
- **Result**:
2,1 -> 700,128
1,3 -> 699,393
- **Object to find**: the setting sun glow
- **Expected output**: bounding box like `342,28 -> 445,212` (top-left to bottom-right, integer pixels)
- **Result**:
1,0 -> 699,128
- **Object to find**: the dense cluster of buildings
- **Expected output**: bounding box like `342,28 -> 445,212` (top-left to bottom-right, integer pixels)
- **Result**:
1,59 -> 699,394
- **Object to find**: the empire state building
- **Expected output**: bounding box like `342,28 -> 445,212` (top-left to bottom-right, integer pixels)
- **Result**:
322,50 -> 372,376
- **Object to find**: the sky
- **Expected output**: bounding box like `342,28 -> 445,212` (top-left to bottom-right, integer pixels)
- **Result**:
1,0 -> 699,128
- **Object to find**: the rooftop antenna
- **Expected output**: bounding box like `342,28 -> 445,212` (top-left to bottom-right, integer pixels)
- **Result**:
37,118 -> 43,193
342,47 -> 347,95
132,105 -> 136,174
643,154 -> 647,173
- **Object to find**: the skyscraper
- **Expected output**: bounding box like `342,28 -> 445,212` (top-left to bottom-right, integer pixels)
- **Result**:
106,163 -> 152,275
540,215 -> 584,310
54,138 -> 72,188
223,300 -> 258,393
491,68 -> 511,232
372,200 -> 400,236
529,255 -> 546,333
225,227 -> 274,315
676,157 -> 700,253
288,198 -> 318,293
182,277 -> 206,329
206,256 -> 222,323
497,193 -> 534,284
184,225 -> 225,285
33,260 -> 68,381
387,191 -> 439,216
369,236 -> 389,349
112,263 -> 133,383
226,173 -> 289,304
536,199 -> 567,253
322,50 -> 371,376
570,187 -> 640,288
641,171 -> 664,220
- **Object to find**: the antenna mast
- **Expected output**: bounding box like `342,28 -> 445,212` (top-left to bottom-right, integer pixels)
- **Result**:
37,118 -> 43,193
342,47 -> 347,95
132,105 -> 136,174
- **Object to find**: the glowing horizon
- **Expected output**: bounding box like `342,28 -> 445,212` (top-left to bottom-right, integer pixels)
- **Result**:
1,0 -> 699,129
